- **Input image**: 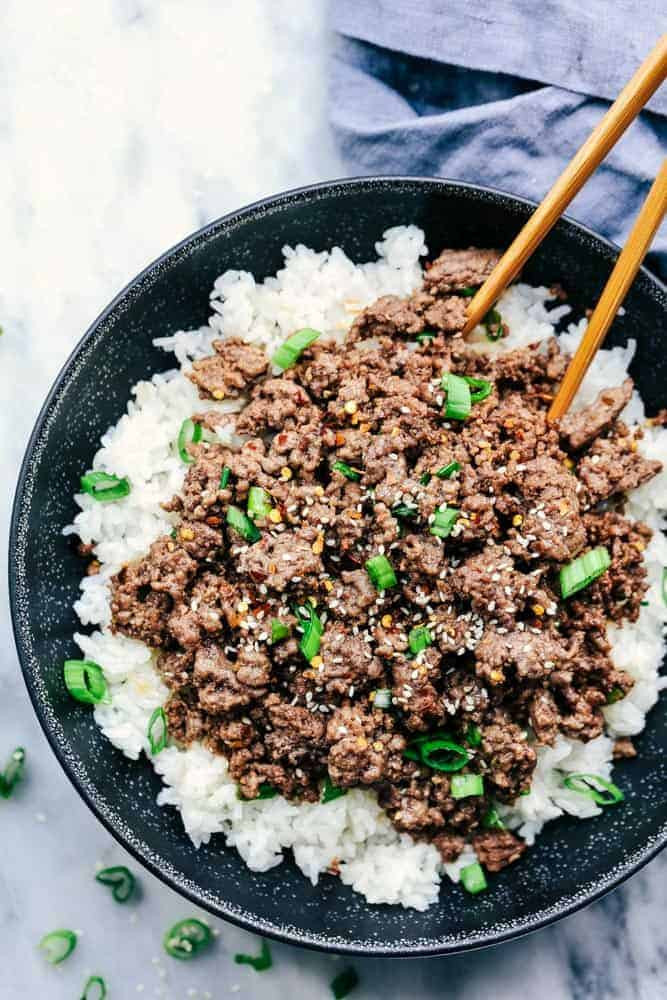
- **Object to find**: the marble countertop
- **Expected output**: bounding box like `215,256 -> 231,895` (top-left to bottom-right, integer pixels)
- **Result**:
1,2 -> 665,997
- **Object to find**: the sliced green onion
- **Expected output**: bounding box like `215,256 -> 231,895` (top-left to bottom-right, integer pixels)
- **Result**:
234,940 -> 272,971
219,465 -> 231,489
464,376 -> 493,403
332,460 -> 362,481
322,776 -> 348,803
0,746 -> 25,799
255,783 -> 278,800
451,773 -> 484,798
39,929 -> 77,964
562,773 -> 624,806
247,485 -> 273,519
420,739 -> 469,773
483,307 -> 503,341
331,967 -> 359,999
81,975 -> 107,1000
365,554 -> 397,591
147,707 -> 168,755
163,918 -> 213,960
460,861 -> 487,894
442,373 -> 471,420
466,725 -> 482,747
606,686 -> 625,705
430,507 -> 459,538
482,807 -> 505,830
270,619 -> 290,643
403,728 -> 451,762
226,505 -> 261,544
96,865 -> 136,903
391,502 -> 418,520
419,471 -> 432,485
177,418 -> 202,463
298,604 -> 323,662
435,461 -> 460,479
63,660 -> 108,705
80,471 -> 131,502
272,327 -> 321,370
459,286 -> 478,297
408,625 -> 432,655
560,546 -> 611,599
416,330 -> 437,345
372,688 -> 392,709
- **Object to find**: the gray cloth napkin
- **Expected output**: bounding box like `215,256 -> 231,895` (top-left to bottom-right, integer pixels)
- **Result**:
329,1 -> 667,277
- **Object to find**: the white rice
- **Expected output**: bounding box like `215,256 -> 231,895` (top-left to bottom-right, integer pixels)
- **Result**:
64,227 -> 667,910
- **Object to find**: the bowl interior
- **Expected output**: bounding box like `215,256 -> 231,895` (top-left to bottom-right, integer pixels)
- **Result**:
10,178 -> 667,955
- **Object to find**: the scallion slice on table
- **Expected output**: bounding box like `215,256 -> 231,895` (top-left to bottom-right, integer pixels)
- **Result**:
450,773 -> 484,798
147,707 -> 168,755
80,471 -> 131,502
483,307 -> 504,341
176,418 -> 202,463
416,330 -> 437,345
226,505 -> 261,544
321,776 -> 348,803
442,373 -> 471,420
96,865 -> 136,903
247,485 -> 273,519
562,773 -> 624,806
163,918 -> 213,960
81,975 -> 107,1000
560,546 -> 611,598
408,625 -> 432,655
219,465 -> 232,489
235,940 -> 272,971
270,619 -> 290,643
331,967 -> 359,999
372,688 -> 393,709
332,460 -> 362,481
365,554 -> 397,591
297,604 -> 324,662
39,929 -> 77,964
0,746 -> 25,798
464,376 -> 493,403
435,461 -> 460,479
482,807 -> 505,830
430,507 -> 459,538
460,861 -> 488,895
272,327 -> 321,370
419,738 -> 469,773
63,660 -> 108,705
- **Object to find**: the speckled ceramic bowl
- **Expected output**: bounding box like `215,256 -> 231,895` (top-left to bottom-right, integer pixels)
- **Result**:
9,178 -> 667,956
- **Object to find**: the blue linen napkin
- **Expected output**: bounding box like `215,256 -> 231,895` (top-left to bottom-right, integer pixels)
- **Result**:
329,1 -> 667,277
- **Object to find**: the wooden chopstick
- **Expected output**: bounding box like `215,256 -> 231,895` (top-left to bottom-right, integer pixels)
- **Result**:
462,34 -> 667,335
547,159 -> 667,422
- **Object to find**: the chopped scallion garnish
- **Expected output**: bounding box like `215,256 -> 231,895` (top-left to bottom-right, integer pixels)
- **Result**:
560,546 -> 611,598
416,330 -> 437,345
430,507 -> 459,538
234,940 -> 272,972
226,505 -> 261,544
332,460 -> 362,481
270,619 -> 290,643
81,975 -> 107,999
39,929 -> 77,964
80,471 -> 131,502
177,418 -> 202,463
408,625 -> 432,655
483,307 -> 503,341
147,707 -> 168,755
562,773 -> 624,806
435,461 -> 460,479
442,373 -> 471,420
465,725 -> 482,747
272,328 -> 321,370
482,807 -> 505,830
237,783 -> 278,801
451,773 -> 484,798
297,604 -> 323,662
459,286 -> 478,297
365,554 -> 397,591
372,688 -> 393,709
322,776 -> 347,803
331,967 -> 359,999
247,485 -> 273,519
163,918 -> 213,960
0,746 -> 25,799
606,686 -> 625,705
219,465 -> 231,489
391,502 -> 418,520
63,660 -> 109,705
95,865 -> 136,903
464,376 -> 493,403
419,738 -> 469,772
419,471 -> 432,485
460,861 -> 487,894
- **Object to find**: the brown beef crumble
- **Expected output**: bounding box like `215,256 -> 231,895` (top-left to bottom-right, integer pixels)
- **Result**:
108,247 -> 661,878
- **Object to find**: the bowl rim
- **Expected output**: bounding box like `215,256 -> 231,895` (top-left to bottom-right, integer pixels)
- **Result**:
9,174 -> 667,957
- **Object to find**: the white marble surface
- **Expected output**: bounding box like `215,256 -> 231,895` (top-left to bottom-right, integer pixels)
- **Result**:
1,2 -> 665,997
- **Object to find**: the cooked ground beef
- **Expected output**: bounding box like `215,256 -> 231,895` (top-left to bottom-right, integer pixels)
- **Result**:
109,246 -> 661,879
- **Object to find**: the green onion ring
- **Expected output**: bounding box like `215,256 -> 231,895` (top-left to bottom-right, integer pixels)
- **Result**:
435,461 -> 460,478
332,460 -> 362,481
272,327 -> 321,370
177,418 -> 202,463
234,940 -> 272,971
163,918 -> 213,960
0,746 -> 25,799
147,707 -> 168,755
460,861 -> 487,894
408,625 -> 432,655
63,660 -> 109,705
226,505 -> 261,544
80,471 -> 131,502
95,865 -> 136,903
560,546 -> 611,599
322,776 -> 348,803
297,604 -> 324,662
562,772 -> 624,806
481,806 -> 505,830
430,507 -> 459,538
39,929 -> 77,964
464,376 -> 493,403
442,373 -> 471,420
365,554 -> 398,591
419,738 -> 469,773
450,773 -> 484,798
81,975 -> 107,1000
247,485 -> 273,519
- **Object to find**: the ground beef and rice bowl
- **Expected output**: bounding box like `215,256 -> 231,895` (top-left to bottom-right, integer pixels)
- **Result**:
65,227 -> 667,910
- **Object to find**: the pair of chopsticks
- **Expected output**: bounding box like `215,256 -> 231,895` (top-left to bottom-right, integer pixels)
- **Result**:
462,35 -> 667,422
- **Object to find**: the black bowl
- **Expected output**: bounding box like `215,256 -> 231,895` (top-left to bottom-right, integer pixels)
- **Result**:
10,177 -> 667,956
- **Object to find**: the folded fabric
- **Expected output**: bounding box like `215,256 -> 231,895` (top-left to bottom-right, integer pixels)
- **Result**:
329,1 -> 667,277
